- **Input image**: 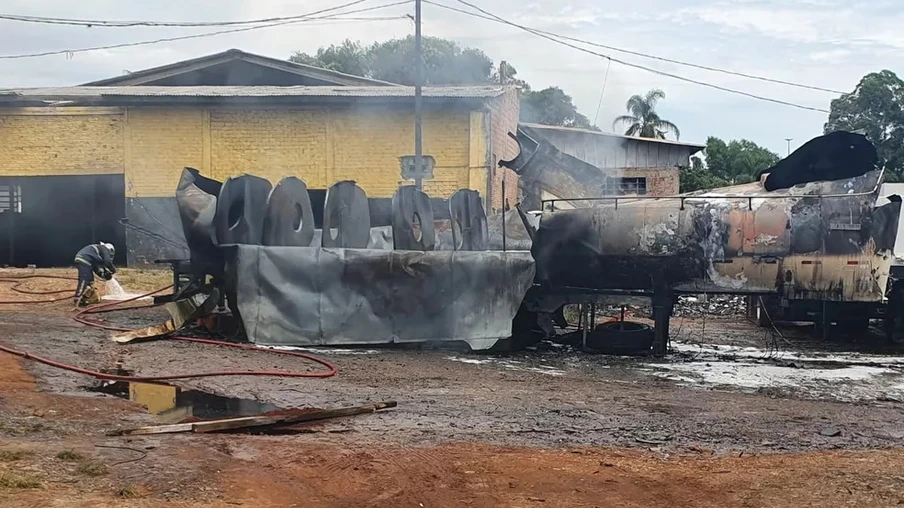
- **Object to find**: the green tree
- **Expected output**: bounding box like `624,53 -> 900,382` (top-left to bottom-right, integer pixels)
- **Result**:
679,156 -> 729,193
521,87 -> 596,130
612,89 -> 680,140
289,37 -> 599,129
704,136 -> 780,184
825,70 -> 904,181
289,40 -> 369,77
291,36 -> 494,85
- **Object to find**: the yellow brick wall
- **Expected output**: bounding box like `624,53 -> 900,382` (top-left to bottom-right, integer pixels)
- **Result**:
329,106 -> 471,199
0,104 -> 489,202
125,108 -> 204,197
0,108 -> 124,176
209,108 -> 328,187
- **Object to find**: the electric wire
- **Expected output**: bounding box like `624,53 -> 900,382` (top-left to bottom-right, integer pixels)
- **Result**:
428,0 -> 831,112
0,0 -> 413,60
425,0 -> 845,95
0,1 -> 385,28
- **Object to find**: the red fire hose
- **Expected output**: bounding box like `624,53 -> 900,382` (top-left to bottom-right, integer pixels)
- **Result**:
0,274 -> 337,381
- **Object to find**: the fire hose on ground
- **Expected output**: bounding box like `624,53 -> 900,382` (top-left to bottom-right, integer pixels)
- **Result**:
0,274 -> 337,381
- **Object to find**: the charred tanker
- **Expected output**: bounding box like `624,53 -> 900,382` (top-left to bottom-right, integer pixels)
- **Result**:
510,131 -> 902,353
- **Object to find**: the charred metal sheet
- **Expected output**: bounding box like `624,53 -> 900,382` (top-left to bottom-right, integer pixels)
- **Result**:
224,245 -> 535,350
392,185 -> 435,251
759,131 -> 878,191
176,167 -> 223,278
499,125 -> 612,210
262,177 -> 315,247
531,201 -> 704,291
322,181 -> 371,248
449,189 -> 488,251
215,174 -> 271,246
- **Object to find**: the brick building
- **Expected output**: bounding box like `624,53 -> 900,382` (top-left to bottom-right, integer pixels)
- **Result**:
0,49 -> 520,266
508,123 -> 704,209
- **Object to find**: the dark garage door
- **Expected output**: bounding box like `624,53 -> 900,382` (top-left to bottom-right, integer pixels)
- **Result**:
0,174 -> 126,267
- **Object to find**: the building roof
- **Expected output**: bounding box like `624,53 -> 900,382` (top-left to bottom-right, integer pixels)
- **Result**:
81,48 -> 396,87
521,122 -> 705,150
0,85 -> 509,106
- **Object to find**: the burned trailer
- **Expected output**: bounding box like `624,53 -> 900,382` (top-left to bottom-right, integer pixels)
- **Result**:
169,167 -> 535,351
520,133 -> 902,354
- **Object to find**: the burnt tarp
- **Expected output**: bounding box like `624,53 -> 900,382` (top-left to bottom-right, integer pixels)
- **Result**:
224,245 -> 535,350
759,131 -> 878,191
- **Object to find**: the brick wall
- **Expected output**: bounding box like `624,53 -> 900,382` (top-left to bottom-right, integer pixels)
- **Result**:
620,168 -> 679,195
487,87 -> 521,212
126,108 -> 204,197
0,102 -> 494,202
209,108 -> 328,187
329,105 -> 471,199
0,108 -> 124,176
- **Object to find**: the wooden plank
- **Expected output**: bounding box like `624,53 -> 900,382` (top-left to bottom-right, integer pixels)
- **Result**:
192,415 -> 287,433
112,422 -> 194,436
113,401 -> 398,436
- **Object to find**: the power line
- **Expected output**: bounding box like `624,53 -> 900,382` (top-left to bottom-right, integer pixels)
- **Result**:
430,0 -> 843,95
592,59 -> 611,126
0,0 -> 374,28
0,1 -> 412,60
441,0 -> 830,114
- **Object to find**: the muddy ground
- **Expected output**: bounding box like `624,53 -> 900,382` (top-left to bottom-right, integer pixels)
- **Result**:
1,269 -> 904,507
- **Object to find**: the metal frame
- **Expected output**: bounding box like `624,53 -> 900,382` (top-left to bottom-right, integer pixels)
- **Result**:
541,168 -> 887,212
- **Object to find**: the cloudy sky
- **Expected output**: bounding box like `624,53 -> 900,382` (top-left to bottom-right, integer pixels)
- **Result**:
0,0 -> 900,155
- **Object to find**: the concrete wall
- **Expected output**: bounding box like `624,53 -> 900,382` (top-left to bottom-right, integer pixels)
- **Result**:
0,99 -> 521,264
524,124 -> 701,196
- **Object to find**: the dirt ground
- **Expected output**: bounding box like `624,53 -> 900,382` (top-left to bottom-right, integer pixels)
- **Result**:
2,269 -> 904,507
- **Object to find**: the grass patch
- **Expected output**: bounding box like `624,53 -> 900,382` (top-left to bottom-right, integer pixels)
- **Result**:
55,450 -> 84,461
76,461 -> 108,477
118,485 -> 143,498
0,472 -> 41,489
0,450 -> 32,462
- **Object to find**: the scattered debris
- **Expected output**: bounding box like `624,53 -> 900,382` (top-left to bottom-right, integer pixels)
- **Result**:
0,472 -> 41,489
820,427 -> 842,438
76,461 -> 109,477
55,450 -> 84,461
0,450 -> 32,462
113,401 -> 398,436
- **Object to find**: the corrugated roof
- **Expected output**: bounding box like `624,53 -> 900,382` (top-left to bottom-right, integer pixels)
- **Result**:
521,122 -> 705,149
0,85 -> 507,100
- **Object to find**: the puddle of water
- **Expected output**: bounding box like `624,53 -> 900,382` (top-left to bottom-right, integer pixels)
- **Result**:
645,341 -> 904,402
445,356 -> 566,376
94,381 -> 278,423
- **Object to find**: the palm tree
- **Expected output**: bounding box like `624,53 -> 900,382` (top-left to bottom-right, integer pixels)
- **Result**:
612,89 -> 680,140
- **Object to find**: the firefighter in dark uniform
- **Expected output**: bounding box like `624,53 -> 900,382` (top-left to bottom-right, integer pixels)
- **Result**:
74,242 -> 116,306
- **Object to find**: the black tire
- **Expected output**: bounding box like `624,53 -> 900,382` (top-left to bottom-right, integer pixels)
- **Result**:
586,321 -> 654,354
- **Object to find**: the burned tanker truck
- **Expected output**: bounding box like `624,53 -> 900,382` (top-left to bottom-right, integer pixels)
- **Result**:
507,130 -> 904,355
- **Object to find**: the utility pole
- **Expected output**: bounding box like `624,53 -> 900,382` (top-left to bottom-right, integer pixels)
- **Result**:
413,0 -> 424,190
784,138 -> 793,156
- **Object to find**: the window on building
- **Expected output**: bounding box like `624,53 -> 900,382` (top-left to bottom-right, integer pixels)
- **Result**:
0,184 -> 22,213
601,177 -> 647,196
